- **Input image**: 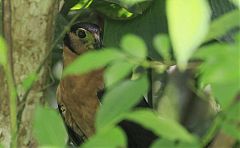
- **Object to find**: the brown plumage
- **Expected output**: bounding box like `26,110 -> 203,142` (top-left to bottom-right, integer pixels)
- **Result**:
56,22 -> 103,145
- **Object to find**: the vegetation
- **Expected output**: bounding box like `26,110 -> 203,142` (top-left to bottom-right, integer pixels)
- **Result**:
0,0 -> 239,147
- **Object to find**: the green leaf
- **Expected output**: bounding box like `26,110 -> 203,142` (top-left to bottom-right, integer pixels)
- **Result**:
193,43 -> 240,109
153,34 -> 171,62
96,75 -> 149,129
21,73 -> 38,91
126,109 -> 196,142
33,106 -> 67,147
205,10 -> 240,42
167,0 -> 211,70
121,34 -> 147,59
82,127 -> 126,148
0,37 -> 8,66
104,61 -> 134,87
63,48 -> 124,76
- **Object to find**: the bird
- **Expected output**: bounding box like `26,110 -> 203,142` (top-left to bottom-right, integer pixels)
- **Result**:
57,22 -> 157,147
56,22 -> 104,146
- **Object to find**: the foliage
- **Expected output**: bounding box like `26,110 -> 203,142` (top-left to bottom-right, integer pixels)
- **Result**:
33,106 -> 67,147
193,36 -> 240,109
1,0 -> 239,147
167,0 -> 211,70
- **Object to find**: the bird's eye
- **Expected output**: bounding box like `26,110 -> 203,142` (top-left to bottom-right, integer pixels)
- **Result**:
76,29 -> 86,38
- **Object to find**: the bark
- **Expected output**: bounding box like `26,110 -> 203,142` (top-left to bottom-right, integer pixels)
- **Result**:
0,0 -> 59,147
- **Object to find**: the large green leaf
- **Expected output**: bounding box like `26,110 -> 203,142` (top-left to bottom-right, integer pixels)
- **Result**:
104,61 -> 134,87
121,34 -> 147,59
33,106 -> 67,147
96,75 -> 149,129
126,109 -> 196,142
205,9 -> 240,42
0,37 -> 8,66
82,127 -> 126,148
63,48 -> 124,76
167,0 -> 211,70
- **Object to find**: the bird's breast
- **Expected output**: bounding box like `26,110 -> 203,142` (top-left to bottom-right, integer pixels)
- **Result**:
58,69 -> 104,137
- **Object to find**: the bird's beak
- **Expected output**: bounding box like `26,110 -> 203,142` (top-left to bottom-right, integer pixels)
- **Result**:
93,33 -> 103,49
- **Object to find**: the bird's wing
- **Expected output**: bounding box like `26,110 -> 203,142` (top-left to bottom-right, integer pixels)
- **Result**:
56,85 -> 87,145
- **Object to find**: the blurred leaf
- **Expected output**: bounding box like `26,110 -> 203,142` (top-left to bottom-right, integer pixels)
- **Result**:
0,37 -> 8,66
126,109 -> 196,142
63,48 -> 124,76
0,144 -> 3,148
33,106 -> 67,147
231,0 -> 240,8
205,9 -> 240,42
21,73 -> 38,91
121,34 -> 147,59
167,0 -> 211,70
193,43 -> 240,109
104,61 -> 134,87
153,34 -> 171,62
96,75 -> 149,129
82,127 -> 126,148
103,0 -> 168,59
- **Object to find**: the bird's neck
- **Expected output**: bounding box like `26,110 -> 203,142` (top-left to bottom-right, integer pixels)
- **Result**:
63,45 -> 78,67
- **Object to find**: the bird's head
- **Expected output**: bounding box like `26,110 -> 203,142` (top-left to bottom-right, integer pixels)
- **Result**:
63,22 -> 102,55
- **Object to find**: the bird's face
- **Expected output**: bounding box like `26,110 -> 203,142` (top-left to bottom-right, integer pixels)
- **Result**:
64,23 -> 102,55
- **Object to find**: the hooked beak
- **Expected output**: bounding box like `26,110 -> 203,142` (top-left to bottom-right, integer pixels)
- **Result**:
93,33 -> 103,49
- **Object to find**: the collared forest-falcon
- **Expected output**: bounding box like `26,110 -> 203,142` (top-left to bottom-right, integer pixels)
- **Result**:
57,22 -> 157,147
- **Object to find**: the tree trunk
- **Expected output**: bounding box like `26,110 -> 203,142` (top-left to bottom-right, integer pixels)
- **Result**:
0,0 -> 59,147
